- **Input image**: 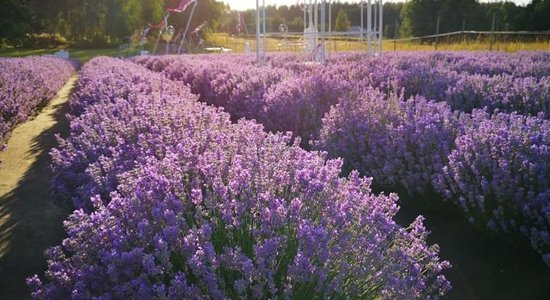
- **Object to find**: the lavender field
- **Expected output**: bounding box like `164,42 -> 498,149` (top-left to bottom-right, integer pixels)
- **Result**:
1,51 -> 549,299
0,56 -> 76,152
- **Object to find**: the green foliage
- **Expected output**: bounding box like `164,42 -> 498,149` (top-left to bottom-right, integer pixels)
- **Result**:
1,0 -> 548,47
335,10 -> 351,32
524,0 -> 550,30
0,0 -> 35,47
400,0 -> 550,38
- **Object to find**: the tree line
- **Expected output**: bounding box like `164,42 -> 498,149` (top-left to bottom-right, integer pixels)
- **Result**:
223,0 -> 549,39
0,0 -> 223,47
1,0 -> 548,47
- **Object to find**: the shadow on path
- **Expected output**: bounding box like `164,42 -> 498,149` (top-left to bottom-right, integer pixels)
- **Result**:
396,198 -> 550,300
0,77 -> 77,299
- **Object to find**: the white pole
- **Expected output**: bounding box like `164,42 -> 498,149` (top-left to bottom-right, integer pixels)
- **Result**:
379,0 -> 383,54
256,0 -> 260,62
360,1 -> 364,45
178,1 -> 198,54
262,0 -> 267,56
153,14 -> 169,55
367,0 -> 372,54
321,0 -> 326,62
372,0 -> 378,54
328,1 -> 332,59
303,3 -> 307,32
314,0 -> 318,47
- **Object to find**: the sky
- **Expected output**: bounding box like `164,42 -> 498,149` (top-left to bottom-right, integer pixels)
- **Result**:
224,0 -> 532,11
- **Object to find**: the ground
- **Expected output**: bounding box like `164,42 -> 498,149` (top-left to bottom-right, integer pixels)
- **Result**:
0,77 -> 77,299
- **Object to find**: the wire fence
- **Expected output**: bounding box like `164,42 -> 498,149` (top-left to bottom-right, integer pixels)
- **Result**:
206,30 -> 550,53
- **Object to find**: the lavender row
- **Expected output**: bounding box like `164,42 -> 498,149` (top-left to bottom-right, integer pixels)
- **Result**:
30,57 -> 451,299
135,52 -> 550,127
134,53 -> 550,266
433,111 -> 550,266
0,56 -> 76,146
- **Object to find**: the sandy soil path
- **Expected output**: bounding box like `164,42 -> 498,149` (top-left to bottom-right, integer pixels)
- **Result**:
0,76 -> 77,298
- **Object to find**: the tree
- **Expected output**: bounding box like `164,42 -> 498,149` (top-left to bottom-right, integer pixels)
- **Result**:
335,9 -> 350,32
524,0 -> 550,31
0,0 -> 35,46
400,0 -> 439,37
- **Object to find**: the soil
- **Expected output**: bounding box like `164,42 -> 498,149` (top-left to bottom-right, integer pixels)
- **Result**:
0,76 -> 77,299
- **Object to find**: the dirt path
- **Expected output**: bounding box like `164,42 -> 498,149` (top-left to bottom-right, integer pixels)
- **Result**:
0,76 -> 77,299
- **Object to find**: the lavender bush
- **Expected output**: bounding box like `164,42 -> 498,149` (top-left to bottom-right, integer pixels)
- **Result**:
50,57 -> 199,209
0,56 -> 75,145
30,57 -> 452,299
316,87 -> 460,196
445,74 -> 550,116
135,52 -> 550,266
434,110 -> 550,266
262,71 -> 354,147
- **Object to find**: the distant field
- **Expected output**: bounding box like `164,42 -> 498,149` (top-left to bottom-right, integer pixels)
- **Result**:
206,33 -> 550,53
0,34 -> 546,63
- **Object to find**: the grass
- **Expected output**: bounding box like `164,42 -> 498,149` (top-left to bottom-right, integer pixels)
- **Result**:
1,34 -> 546,64
206,33 -> 550,53
0,48 -> 121,64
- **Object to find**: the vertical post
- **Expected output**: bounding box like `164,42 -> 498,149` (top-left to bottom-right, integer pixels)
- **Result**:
379,0 -> 383,54
462,18 -> 466,44
262,0 -> 267,55
178,0 -> 198,54
303,3 -> 307,32
372,0 -> 378,48
394,19 -> 398,51
490,11 -> 496,51
256,0 -> 261,62
153,13 -> 169,55
435,15 -> 440,51
314,0 -> 318,47
153,31 -> 162,54
321,0 -> 326,62
328,1 -> 332,59
367,0 -> 372,54
360,1 -> 364,45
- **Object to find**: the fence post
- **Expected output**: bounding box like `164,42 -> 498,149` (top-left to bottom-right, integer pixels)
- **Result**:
435,15 -> 440,51
393,20 -> 398,51
490,12 -> 496,51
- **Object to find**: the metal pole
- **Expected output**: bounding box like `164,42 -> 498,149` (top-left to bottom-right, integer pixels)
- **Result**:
262,0 -> 267,56
153,31 -> 161,54
328,1 -> 332,59
372,0 -> 378,48
361,1 -> 364,45
462,19 -> 466,44
394,19 -> 398,51
256,0 -> 260,62
435,15 -> 440,51
153,14 -> 169,55
379,0 -> 383,54
177,0 -> 198,54
314,0 -> 318,48
303,3 -> 307,32
321,0 -> 326,62
367,0 -> 372,54
490,12 -> 496,51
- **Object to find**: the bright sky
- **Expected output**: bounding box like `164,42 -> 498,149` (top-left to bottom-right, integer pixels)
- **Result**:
224,0 -> 532,11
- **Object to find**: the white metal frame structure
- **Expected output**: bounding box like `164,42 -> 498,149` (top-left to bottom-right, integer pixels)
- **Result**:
301,0 -> 328,63
254,0 -> 382,63
360,0 -> 383,56
255,0 -> 268,62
